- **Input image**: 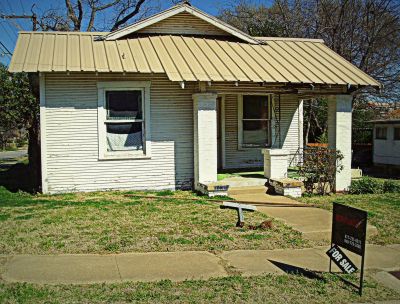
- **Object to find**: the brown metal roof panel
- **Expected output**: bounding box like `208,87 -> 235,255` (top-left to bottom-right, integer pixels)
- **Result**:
92,41 -> 109,72
240,44 -> 286,83
170,36 -> 210,81
128,39 -> 151,73
149,36 -> 183,81
79,35 -> 95,71
104,41 -> 123,72
206,40 -> 249,81
38,34 -> 56,71
276,41 -> 342,84
116,40 -> 137,72
182,37 -> 223,81
267,41 -> 322,83
292,41 -> 346,85
190,38 -> 233,81
160,36 -> 197,81
230,42 -> 276,82
222,41 -> 264,82
312,43 -> 368,85
52,34 -> 68,71
255,45 -> 300,83
138,38 -> 164,73
23,33 -> 43,72
317,43 -> 380,86
66,34 -> 81,71
297,41 -> 357,85
9,33 -> 31,72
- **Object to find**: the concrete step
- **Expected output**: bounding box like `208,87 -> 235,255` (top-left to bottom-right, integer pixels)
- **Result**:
228,186 -> 267,196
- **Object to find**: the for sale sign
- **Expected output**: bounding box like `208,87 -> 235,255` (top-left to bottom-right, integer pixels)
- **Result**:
329,203 -> 368,296
326,245 -> 358,274
332,203 -> 367,255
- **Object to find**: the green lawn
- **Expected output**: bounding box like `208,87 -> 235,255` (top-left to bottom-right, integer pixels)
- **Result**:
0,187 -> 310,254
298,192 -> 400,245
0,273 -> 398,304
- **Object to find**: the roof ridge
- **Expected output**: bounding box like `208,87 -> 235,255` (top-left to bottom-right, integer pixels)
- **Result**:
255,37 -> 325,43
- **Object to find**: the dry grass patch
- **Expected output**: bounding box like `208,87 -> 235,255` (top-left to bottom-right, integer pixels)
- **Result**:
298,192 -> 400,245
0,273 -> 398,304
0,187 -> 310,254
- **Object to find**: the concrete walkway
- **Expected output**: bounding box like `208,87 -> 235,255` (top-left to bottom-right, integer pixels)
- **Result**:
1,245 -> 399,284
229,186 -> 378,242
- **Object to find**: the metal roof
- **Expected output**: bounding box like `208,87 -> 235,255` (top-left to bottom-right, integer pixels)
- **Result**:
9,31 -> 380,87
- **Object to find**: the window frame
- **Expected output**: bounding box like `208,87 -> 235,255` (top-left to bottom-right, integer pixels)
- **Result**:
375,126 -> 387,140
97,81 -> 151,160
237,94 -> 272,150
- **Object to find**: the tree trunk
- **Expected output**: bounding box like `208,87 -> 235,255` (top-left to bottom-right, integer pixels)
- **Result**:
28,74 -> 41,192
28,117 -> 41,192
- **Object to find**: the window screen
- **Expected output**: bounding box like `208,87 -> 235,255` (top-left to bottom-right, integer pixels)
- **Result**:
242,95 -> 270,147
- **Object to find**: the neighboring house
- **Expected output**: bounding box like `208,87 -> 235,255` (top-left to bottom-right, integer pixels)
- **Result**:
370,117 -> 400,168
8,3 -> 380,194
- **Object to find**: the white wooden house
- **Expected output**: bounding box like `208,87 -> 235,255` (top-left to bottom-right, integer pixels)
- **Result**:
371,118 -> 400,168
8,3 -> 380,194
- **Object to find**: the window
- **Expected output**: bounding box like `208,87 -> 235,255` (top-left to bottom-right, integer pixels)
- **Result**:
394,127 -> 400,140
97,82 -> 151,159
239,95 -> 271,148
375,127 -> 387,140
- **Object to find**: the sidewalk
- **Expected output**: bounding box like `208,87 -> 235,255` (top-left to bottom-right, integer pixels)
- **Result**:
229,186 -> 378,242
1,244 -> 399,284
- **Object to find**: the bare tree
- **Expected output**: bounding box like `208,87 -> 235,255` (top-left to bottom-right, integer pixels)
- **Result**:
220,0 -> 400,102
37,0 -> 161,32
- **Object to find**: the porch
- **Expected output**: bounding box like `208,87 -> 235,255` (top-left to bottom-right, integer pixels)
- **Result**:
194,92 -> 352,197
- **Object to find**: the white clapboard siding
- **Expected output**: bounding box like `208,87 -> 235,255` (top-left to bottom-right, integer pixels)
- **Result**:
43,73 -> 303,193
224,94 -> 302,169
137,12 -> 228,36
44,73 -> 195,193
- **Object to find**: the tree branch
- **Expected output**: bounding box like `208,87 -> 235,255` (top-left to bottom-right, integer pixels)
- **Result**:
111,0 -> 147,31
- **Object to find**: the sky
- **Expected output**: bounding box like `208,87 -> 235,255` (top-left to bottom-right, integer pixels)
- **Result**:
0,0 -> 273,66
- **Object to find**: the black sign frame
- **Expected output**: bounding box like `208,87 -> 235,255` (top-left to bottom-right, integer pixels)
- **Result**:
329,202 -> 368,296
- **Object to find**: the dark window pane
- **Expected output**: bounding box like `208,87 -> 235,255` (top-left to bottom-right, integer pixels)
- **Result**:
106,122 -> 143,151
394,128 -> 400,140
375,127 -> 387,140
106,91 -> 142,119
243,120 -> 269,146
243,95 -> 269,119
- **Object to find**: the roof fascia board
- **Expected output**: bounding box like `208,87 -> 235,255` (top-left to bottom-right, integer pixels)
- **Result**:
104,4 -> 260,44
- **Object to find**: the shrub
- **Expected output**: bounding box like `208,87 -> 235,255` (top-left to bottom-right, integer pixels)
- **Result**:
349,177 -> 384,194
383,180 -> 400,193
298,147 -> 344,195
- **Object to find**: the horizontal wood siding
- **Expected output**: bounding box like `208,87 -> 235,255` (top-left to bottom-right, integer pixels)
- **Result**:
44,73 -> 194,193
43,73 -> 303,192
224,93 -> 302,169
137,12 -> 228,36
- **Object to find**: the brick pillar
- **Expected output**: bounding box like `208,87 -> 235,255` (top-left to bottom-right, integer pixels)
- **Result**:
193,93 -> 218,190
328,95 -> 352,191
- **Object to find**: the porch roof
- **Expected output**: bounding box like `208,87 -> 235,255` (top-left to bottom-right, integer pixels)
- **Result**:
9,32 -> 380,88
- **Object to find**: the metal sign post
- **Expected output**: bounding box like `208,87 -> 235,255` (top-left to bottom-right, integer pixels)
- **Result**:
327,203 -> 368,296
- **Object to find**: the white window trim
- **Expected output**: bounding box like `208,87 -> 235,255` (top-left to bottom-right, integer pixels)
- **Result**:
238,94 -> 272,150
97,81 -> 151,160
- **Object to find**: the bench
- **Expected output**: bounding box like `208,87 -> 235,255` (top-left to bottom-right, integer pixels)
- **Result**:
220,202 -> 257,227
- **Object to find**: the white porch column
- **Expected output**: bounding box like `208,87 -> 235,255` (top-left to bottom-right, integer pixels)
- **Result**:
328,95 -> 352,192
193,93 -> 218,189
